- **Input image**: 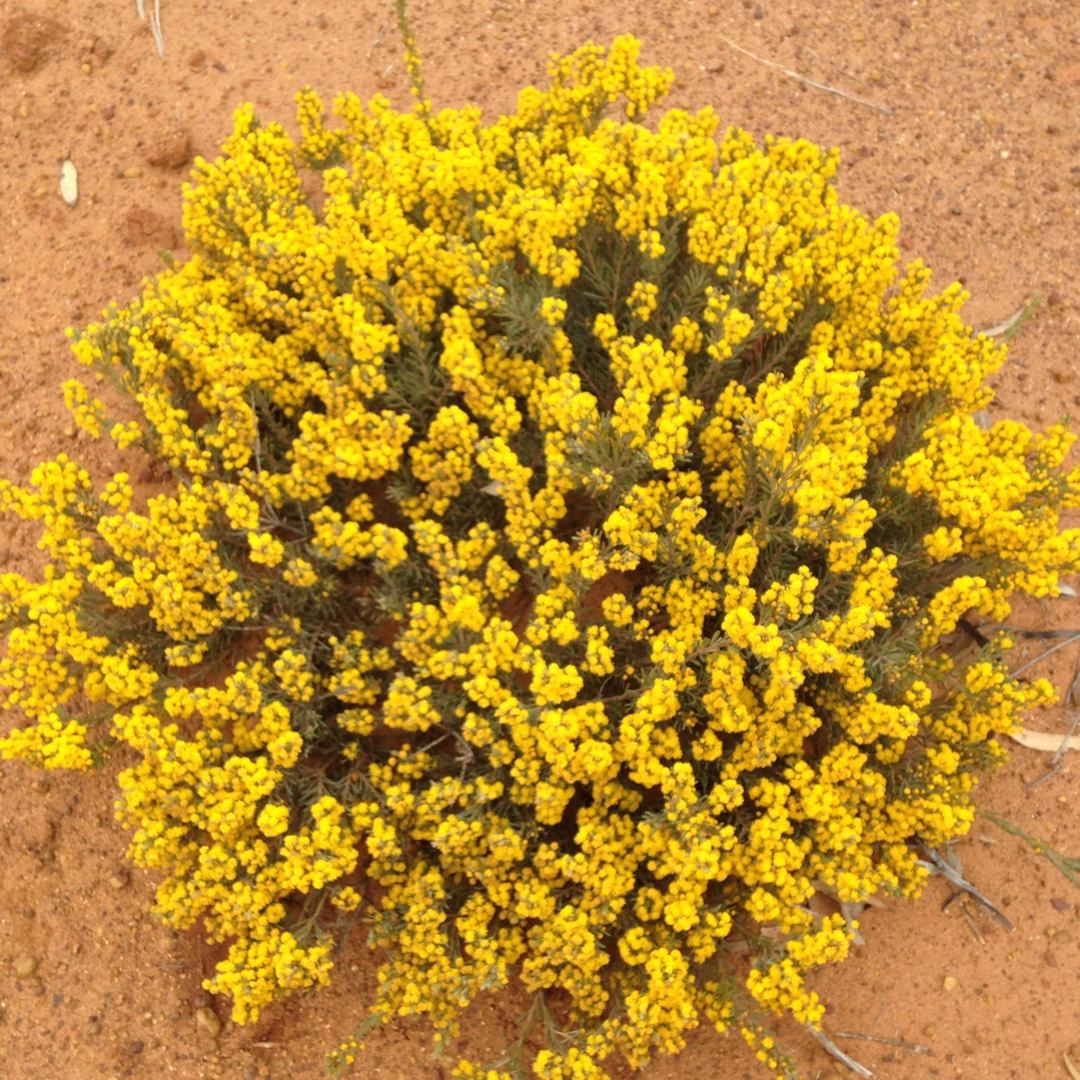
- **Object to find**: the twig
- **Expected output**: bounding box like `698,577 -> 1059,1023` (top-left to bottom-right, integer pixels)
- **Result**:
804,1025 -> 874,1078
1051,711 -> 1080,768
917,848 -> 1014,931
1067,650 -> 1080,706
1024,760 -> 1063,791
833,1032 -> 934,1056
1009,632 -> 1080,679
718,36 -> 892,114
1022,710 -> 1080,789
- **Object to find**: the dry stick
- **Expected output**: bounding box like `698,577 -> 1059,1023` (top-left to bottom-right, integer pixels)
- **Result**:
833,1032 -> 934,1056
918,848 -> 1014,931
718,36 -> 892,114
1054,711 -> 1080,767
1067,650 -> 1080,706
1024,709 -> 1080,790
804,1025 -> 874,1078
1009,631 -> 1080,679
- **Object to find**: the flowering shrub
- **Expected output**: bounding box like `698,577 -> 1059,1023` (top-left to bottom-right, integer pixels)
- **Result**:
1,25 -> 1079,1080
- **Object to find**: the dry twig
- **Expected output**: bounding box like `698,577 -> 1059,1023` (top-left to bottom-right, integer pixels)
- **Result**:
804,1025 -> 874,1078
833,1032 -> 934,1056
1009,631 -> 1080,679
918,847 -> 1014,931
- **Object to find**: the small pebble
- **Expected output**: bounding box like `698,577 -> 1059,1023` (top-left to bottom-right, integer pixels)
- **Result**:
27,818 -> 55,847
52,993 -> 63,1007
195,1005 -> 222,1038
942,975 -> 958,991
101,104 -> 115,120
130,1039 -> 145,1054
88,1018 -> 102,1036
109,869 -> 130,889
13,955 -> 38,979
1052,897 -> 1071,912
121,166 -> 143,180
144,128 -> 193,170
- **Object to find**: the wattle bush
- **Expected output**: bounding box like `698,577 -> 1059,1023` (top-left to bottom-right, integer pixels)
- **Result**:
1,28 -> 1077,1080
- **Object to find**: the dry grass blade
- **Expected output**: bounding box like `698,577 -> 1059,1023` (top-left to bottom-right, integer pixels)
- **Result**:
978,296 -> 1042,343
804,1025 -> 874,1078
980,810 -> 1080,891
135,0 -> 163,58
368,22 -> 387,60
1065,1050 -> 1080,1080
978,304 -> 1028,338
150,0 -> 164,59
718,36 -> 892,114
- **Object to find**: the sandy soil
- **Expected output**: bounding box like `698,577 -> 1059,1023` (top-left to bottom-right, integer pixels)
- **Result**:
0,1 -> 1079,1078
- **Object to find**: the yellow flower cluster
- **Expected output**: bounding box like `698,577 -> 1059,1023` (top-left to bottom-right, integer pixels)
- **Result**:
1,29 -> 1077,1080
